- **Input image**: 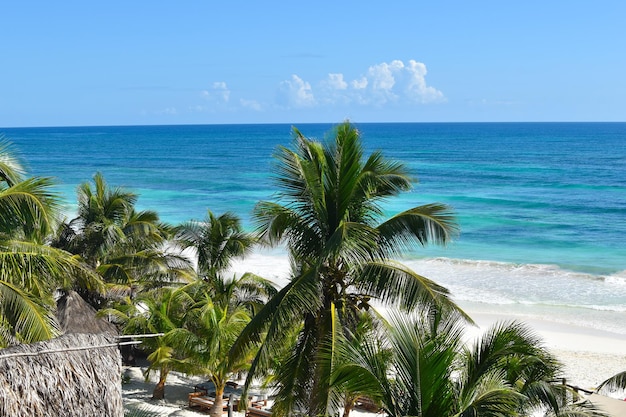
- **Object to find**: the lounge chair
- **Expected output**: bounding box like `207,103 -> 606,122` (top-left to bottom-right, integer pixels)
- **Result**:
584,393 -> 626,417
245,407 -> 272,417
188,393 -> 215,411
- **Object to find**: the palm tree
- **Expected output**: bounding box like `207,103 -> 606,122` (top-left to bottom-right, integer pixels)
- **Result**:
231,121 -> 462,416
169,289 -> 255,417
331,311 -> 603,417
176,210 -> 255,280
54,173 -> 193,306
107,287 -> 195,400
175,210 -> 276,314
597,371 -> 626,399
0,140 -> 100,346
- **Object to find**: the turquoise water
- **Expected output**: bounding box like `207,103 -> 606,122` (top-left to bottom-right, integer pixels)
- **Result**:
3,122 -> 626,333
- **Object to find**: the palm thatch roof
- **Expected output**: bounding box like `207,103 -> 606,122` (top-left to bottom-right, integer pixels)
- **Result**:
0,333 -> 123,417
56,290 -> 118,335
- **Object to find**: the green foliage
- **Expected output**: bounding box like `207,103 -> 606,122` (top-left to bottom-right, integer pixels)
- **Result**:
331,310 -> 603,417
53,173 -> 194,307
0,140 -> 101,346
232,121 -> 463,416
124,404 -> 168,417
176,210 -> 256,280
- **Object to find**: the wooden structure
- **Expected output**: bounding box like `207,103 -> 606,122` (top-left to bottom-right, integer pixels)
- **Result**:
246,407 -> 273,417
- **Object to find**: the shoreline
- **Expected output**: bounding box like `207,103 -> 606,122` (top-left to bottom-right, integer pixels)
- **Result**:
122,303 -> 626,415
120,252 -> 626,414
459,301 -> 626,390
226,250 -> 626,390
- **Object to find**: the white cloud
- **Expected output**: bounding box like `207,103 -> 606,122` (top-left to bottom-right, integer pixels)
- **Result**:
368,60 -> 402,92
202,81 -> 230,103
194,60 -> 443,115
157,107 -> 177,115
277,59 -> 444,108
323,73 -> 348,90
403,60 -> 445,103
189,105 -> 206,112
276,75 -> 316,108
351,77 -> 368,90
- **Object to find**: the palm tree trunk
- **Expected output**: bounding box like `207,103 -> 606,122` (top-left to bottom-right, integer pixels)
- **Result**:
309,302 -> 334,416
152,368 -> 169,400
343,395 -> 357,417
209,384 -> 225,417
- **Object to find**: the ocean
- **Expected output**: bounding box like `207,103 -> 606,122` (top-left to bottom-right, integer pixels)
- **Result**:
3,122 -> 626,335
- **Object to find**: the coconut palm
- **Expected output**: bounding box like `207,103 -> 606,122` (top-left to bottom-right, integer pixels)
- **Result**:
175,210 -> 276,314
331,311 -> 603,417
176,210 -> 255,280
231,121 -> 463,416
168,289 -> 255,417
0,140 -> 102,347
108,286 -> 195,400
54,173 -> 193,306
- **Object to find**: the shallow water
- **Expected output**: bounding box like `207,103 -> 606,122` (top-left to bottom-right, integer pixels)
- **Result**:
3,122 -> 625,334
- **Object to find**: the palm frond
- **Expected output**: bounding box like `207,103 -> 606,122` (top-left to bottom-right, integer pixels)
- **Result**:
0,177 -> 60,240
253,201 -> 323,259
597,370 -> 626,392
0,280 -> 59,346
0,239 -> 102,295
356,260 -> 459,313
456,371 -> 524,417
377,203 -> 459,256
231,268 -> 322,396
0,138 -> 26,186
462,321 -> 548,400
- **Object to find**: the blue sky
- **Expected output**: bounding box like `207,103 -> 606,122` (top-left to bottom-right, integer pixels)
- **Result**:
2,1 -> 625,126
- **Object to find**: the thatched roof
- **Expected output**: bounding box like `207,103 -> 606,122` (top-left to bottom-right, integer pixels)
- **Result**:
56,290 -> 118,335
0,333 -> 123,417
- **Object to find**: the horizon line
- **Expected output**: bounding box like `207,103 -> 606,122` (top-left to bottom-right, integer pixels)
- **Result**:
2,120 -> 625,130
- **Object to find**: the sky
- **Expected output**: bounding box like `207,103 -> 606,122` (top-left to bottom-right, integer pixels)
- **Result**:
1,1 -> 625,127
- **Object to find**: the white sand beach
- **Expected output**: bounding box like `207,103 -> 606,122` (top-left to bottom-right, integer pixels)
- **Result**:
463,306 -> 626,391
122,364 -> 381,417
122,307 -> 626,416
122,252 -> 626,415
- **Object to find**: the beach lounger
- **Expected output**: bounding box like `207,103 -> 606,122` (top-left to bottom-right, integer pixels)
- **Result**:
189,392 -> 236,414
584,393 -> 626,417
245,407 -> 273,417
189,395 -> 215,411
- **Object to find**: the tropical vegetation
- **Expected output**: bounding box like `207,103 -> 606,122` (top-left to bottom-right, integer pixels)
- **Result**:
0,124 -> 603,417
230,122 -> 464,416
0,140 -> 100,347
332,310 -> 604,417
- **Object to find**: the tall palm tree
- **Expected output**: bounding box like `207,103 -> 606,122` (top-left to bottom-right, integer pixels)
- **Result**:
54,173 -> 193,306
331,311 -> 603,417
176,210 -> 255,280
231,121 -> 462,416
0,141 -> 100,346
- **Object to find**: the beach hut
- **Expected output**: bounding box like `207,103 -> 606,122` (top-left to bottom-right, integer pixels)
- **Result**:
0,333 -> 123,417
56,290 -> 118,335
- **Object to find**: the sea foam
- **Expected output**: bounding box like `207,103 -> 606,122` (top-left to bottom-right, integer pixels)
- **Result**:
230,251 -> 626,336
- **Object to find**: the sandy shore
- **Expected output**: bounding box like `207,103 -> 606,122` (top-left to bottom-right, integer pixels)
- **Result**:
122,365 -> 379,416
459,302 -> 626,391
122,308 -> 626,416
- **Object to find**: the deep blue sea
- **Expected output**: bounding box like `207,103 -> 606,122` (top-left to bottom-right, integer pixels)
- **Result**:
3,122 -> 626,334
